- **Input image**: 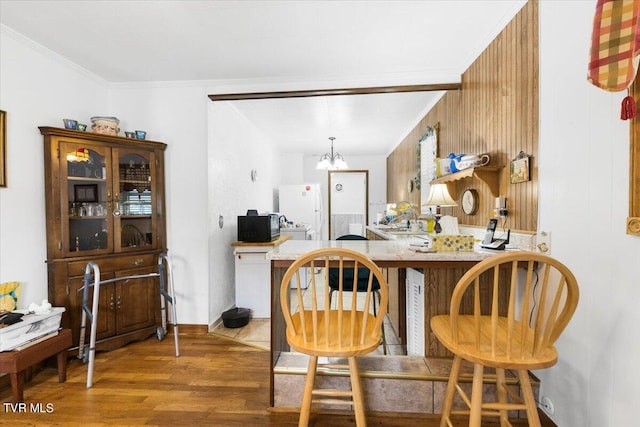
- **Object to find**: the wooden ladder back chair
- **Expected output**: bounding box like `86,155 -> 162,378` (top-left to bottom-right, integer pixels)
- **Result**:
121,224 -> 147,247
430,252 -> 579,427
280,247 -> 389,427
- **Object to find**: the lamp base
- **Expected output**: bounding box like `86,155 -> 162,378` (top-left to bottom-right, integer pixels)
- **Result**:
434,216 -> 442,234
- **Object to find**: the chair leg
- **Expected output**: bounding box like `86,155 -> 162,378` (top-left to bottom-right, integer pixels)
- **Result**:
518,369 -> 542,427
348,356 -> 367,427
440,355 -> 462,427
469,363 -> 484,427
299,355 -> 318,427
373,290 -> 387,354
496,368 -> 509,427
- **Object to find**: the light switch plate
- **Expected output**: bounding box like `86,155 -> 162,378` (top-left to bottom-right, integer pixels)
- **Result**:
536,230 -> 551,253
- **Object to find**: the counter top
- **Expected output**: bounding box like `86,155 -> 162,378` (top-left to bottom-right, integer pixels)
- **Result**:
267,239 -> 503,263
366,225 -> 536,252
230,234 -> 291,247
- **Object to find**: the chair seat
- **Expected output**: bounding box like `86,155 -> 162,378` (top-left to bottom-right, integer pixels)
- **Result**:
287,311 -> 382,357
431,314 -> 559,370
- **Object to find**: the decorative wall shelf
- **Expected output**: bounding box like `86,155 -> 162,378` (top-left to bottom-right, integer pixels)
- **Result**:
430,166 -> 500,197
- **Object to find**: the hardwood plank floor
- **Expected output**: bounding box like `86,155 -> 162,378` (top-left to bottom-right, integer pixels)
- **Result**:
0,333 -> 539,426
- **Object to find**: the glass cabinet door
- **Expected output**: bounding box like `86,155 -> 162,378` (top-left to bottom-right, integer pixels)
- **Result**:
61,142 -> 113,257
114,148 -> 157,252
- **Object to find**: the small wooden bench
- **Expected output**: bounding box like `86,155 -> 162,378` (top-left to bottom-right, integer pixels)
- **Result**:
0,329 -> 72,402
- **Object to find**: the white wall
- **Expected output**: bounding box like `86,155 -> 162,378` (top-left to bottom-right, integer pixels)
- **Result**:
0,26 -> 109,307
207,101 -> 279,326
109,83 -> 210,325
538,2 -> 640,426
278,152 -> 305,185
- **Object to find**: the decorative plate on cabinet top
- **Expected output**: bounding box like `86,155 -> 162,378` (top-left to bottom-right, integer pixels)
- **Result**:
90,116 -> 120,136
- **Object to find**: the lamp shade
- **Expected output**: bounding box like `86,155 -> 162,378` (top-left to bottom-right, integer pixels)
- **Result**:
316,154 -> 331,169
423,184 -> 457,207
332,153 -> 348,169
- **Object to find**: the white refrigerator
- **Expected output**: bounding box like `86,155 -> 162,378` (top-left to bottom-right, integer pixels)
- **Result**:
278,184 -> 323,240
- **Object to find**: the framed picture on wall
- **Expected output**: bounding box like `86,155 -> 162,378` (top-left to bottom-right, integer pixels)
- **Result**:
420,123 -> 439,213
74,184 -> 98,202
510,151 -> 531,184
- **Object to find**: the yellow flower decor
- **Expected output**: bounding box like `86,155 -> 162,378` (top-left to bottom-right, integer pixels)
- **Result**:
0,282 -> 20,311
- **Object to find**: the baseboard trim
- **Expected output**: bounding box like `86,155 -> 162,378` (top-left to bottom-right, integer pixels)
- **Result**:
168,324 -> 209,334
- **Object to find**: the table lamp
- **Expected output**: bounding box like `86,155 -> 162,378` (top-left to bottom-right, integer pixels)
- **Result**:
423,184 -> 457,233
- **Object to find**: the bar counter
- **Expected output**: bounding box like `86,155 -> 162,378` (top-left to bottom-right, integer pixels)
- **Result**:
267,239 -> 513,407
267,238 -> 497,266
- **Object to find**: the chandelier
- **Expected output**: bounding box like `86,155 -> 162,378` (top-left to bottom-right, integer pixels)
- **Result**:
316,137 -> 348,170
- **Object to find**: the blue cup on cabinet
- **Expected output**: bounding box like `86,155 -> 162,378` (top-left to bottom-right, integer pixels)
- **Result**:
135,130 -> 147,140
63,119 -> 78,130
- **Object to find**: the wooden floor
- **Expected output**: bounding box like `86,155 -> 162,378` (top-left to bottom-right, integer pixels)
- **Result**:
0,332 -> 539,426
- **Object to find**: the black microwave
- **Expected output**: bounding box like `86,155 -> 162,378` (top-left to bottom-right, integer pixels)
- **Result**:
237,213 -> 280,242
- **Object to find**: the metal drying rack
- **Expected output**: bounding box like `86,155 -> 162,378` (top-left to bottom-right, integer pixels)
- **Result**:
78,252 -> 179,388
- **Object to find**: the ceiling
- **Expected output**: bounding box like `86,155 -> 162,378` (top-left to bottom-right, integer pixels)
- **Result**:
0,0 -> 527,156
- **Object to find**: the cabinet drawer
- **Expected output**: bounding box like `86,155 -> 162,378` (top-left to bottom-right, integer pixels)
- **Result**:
68,254 -> 156,277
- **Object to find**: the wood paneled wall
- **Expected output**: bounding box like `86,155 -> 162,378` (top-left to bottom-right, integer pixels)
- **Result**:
387,0 -> 538,232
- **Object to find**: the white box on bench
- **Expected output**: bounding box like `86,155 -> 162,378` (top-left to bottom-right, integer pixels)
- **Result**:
0,307 -> 65,351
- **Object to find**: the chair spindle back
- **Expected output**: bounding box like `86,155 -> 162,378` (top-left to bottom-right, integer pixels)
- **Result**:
280,248 -> 388,352
450,252 -> 579,360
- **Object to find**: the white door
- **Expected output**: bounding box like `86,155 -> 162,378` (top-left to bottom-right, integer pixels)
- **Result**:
328,170 -> 368,239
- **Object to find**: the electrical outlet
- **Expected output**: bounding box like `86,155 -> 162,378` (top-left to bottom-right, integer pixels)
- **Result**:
494,197 -> 508,218
540,396 -> 555,415
536,230 -> 551,253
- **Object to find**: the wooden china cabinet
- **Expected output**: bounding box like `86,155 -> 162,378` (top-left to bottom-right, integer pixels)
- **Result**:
40,126 -> 167,353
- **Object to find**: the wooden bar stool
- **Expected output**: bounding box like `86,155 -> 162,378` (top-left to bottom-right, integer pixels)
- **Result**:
431,252 -> 579,427
280,248 -> 389,427
0,329 -> 72,402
